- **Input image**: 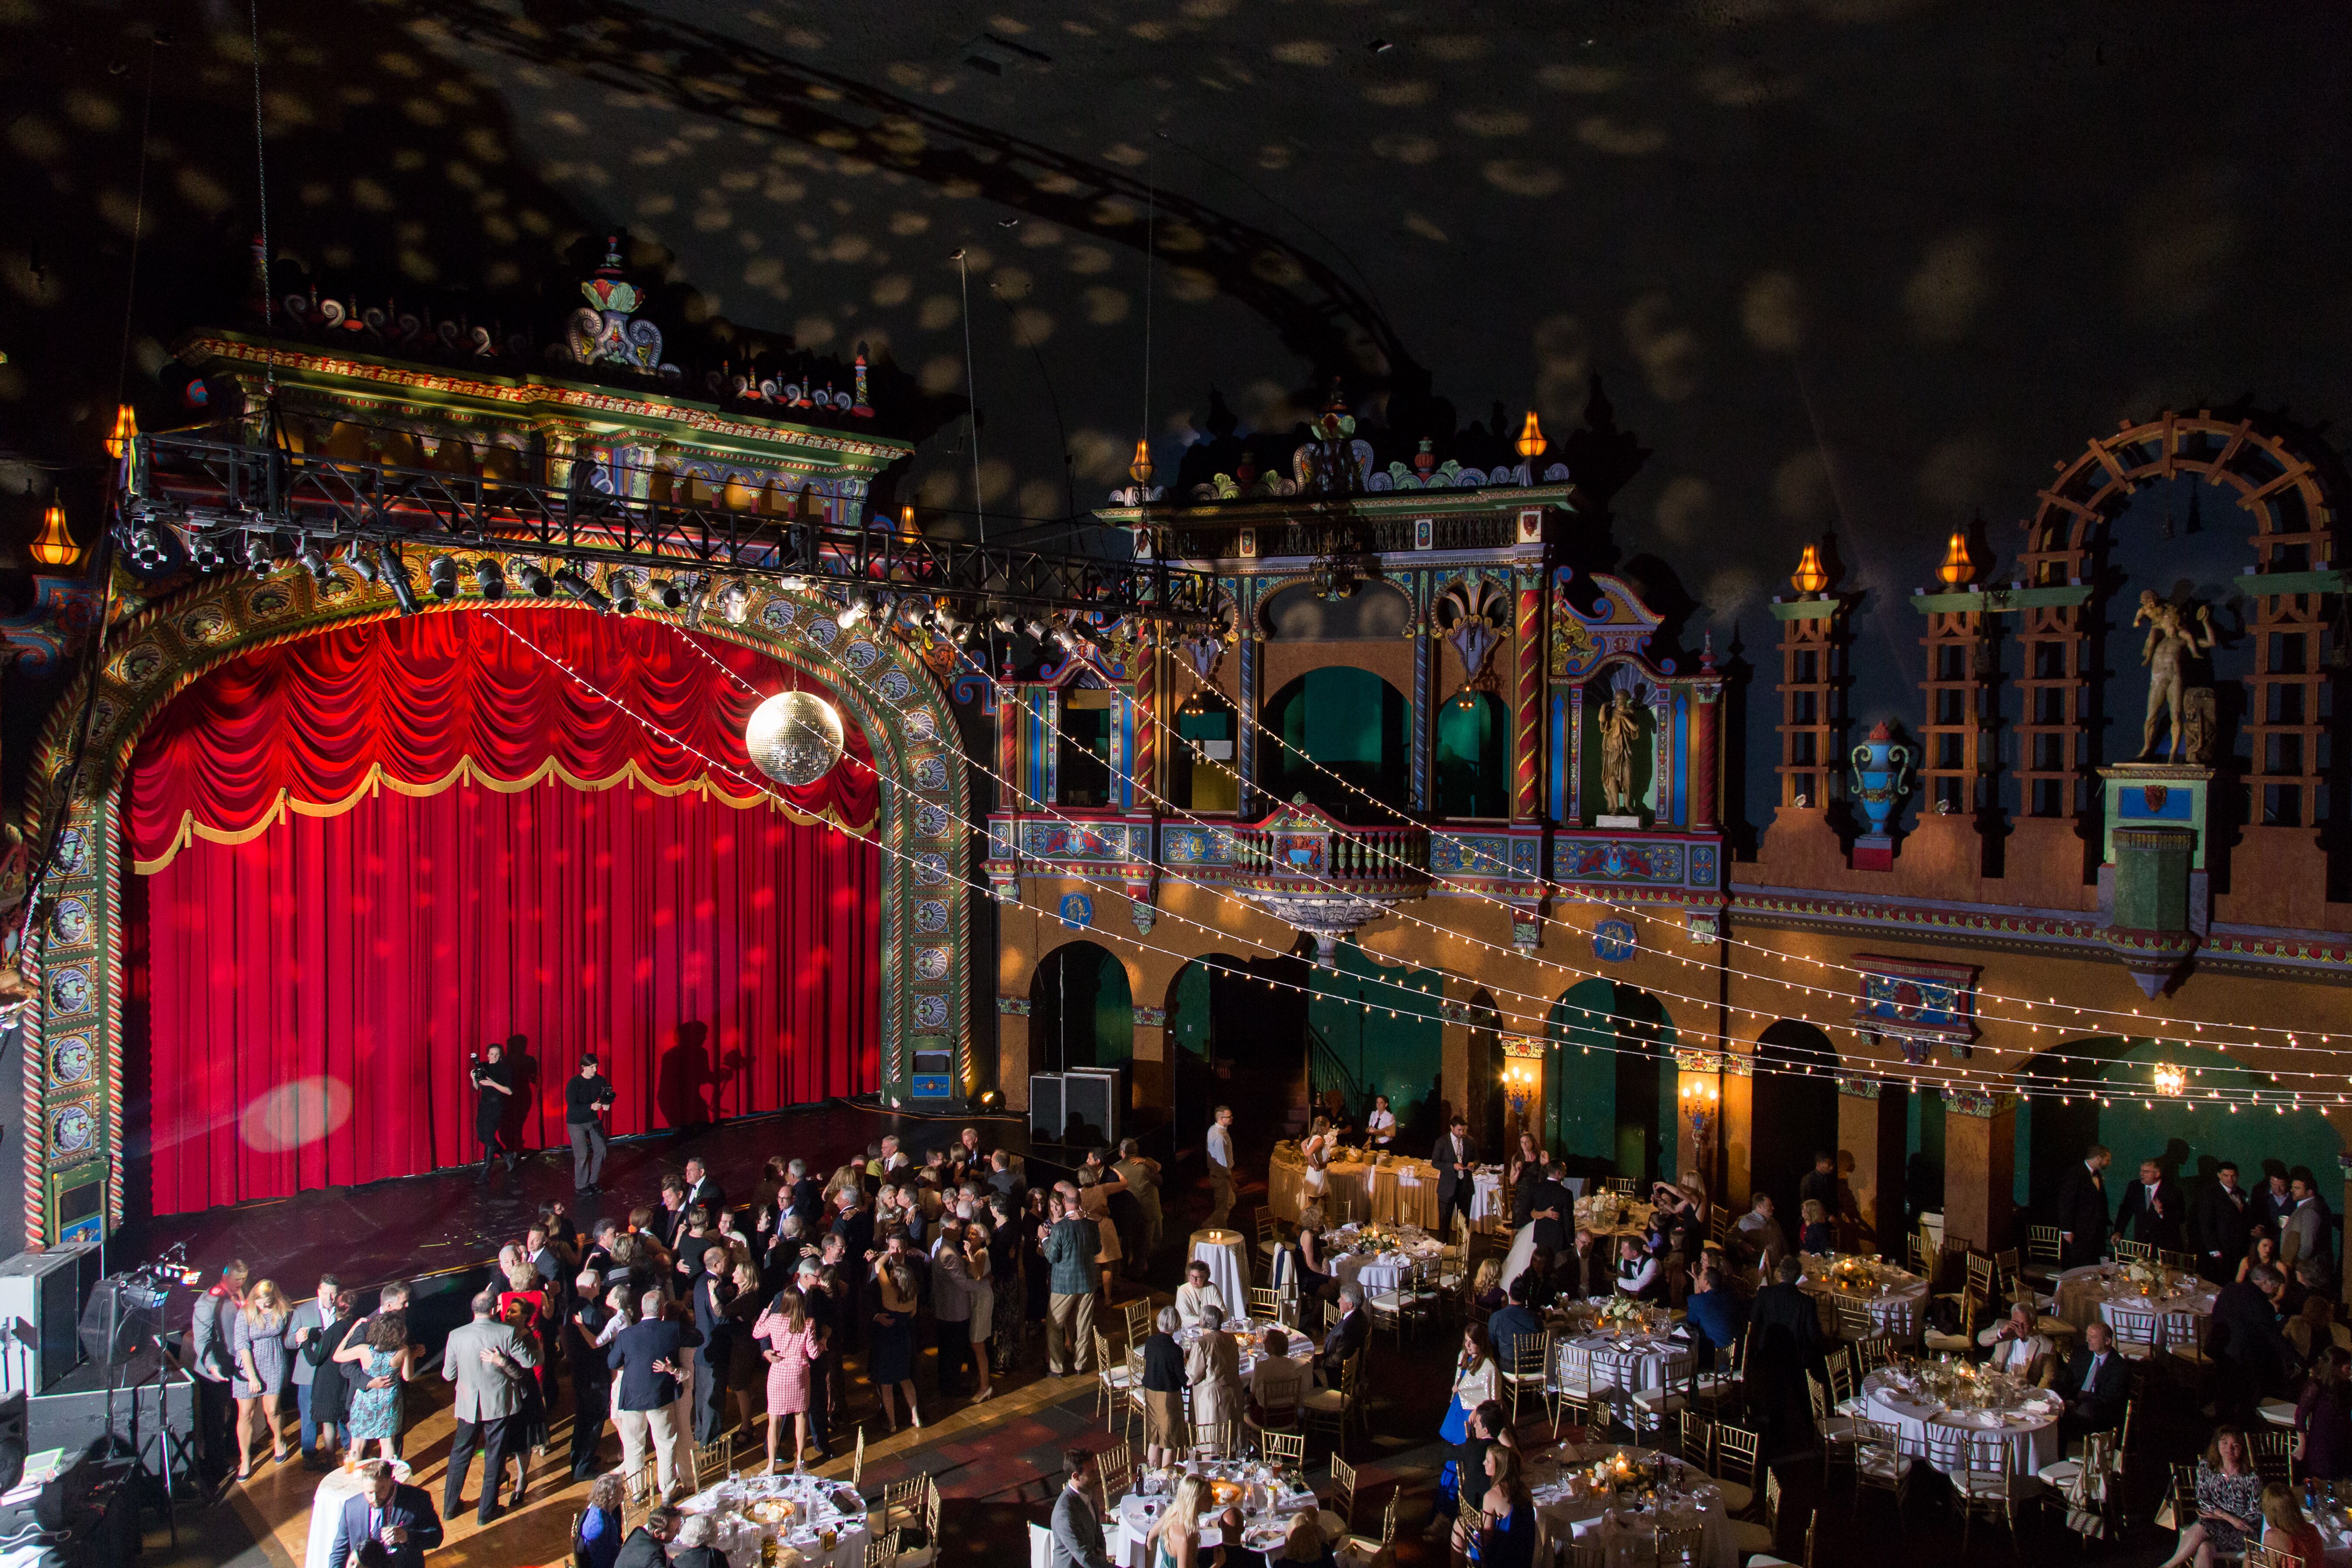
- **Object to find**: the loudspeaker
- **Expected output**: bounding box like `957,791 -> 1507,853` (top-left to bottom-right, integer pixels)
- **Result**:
1027,1073 -> 1064,1143
1062,1067 -> 1121,1150
0,1247 -> 97,1395
26,1372 -> 191,1489
77,1275 -> 167,1379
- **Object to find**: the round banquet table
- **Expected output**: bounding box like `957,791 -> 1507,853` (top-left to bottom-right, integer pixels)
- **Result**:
1109,1461 -> 1327,1568
1190,1228 -> 1250,1311
676,1472 -> 873,1568
1859,1368 -> 2061,1481
2053,1263 -> 2216,1348
1551,1331 -> 1691,1408
1796,1257 -> 1929,1342
1469,1169 -> 1507,1227
1527,1446 -> 1736,1568
305,1462 -> 414,1568
1175,1317 -> 1317,1380
1325,1227 -> 1443,1296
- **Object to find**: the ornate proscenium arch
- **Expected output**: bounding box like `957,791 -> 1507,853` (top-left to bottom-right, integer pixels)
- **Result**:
13,554 -> 969,1248
2011,411 -> 2342,826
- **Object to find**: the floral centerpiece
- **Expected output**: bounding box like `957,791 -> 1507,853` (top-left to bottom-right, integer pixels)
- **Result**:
1596,1294 -> 1646,1332
1588,1449 -> 1656,1491
1575,1192 -> 1624,1232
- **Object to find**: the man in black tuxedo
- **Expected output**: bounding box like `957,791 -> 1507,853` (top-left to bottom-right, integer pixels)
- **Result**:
2210,1265 -> 2296,1424
1432,1115 -> 1477,1240
2053,1144 -> 2113,1268
326,1460 -> 444,1568
1526,1159 -> 1570,1255
1318,1283 -> 1369,1386
2112,1158 -> 2186,1253
2193,1161 -> 2252,1283
1744,1256 -> 1827,1458
2058,1321 -> 2131,1439
682,1157 -> 727,1222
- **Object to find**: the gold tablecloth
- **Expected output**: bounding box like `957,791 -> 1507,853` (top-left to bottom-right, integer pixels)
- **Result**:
1268,1148 -> 1439,1228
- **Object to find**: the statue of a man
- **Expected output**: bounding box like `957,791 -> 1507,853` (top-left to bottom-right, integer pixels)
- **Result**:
1598,689 -> 1644,816
2135,590 -> 2217,761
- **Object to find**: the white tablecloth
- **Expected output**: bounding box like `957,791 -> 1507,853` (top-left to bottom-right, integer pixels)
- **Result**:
1326,1227 -> 1443,1297
1529,1450 -> 1734,1568
1175,1318 -> 1317,1380
678,1472 -> 872,1568
2054,1263 -> 2215,1348
1110,1466 -> 1323,1568
1190,1229 -> 1250,1311
1860,1369 -> 2060,1482
1798,1260 -> 1929,1342
1470,1171 -> 1506,1224
1567,1334 -> 1692,1404
305,1463 -> 414,1568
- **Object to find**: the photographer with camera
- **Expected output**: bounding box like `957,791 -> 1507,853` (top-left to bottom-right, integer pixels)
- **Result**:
470,1043 -> 517,1181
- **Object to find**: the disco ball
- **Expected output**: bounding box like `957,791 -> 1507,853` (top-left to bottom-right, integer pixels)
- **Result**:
745,691 -> 845,787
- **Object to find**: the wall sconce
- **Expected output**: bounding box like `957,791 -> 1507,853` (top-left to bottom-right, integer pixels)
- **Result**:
1680,1078 -> 1720,1143
1500,1037 -> 1545,1125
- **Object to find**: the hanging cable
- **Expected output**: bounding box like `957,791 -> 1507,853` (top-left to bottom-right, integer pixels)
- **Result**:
954,250 -> 984,547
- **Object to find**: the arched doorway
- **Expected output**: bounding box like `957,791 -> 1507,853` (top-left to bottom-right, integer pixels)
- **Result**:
2014,1037 -> 2345,1229
1303,940 -> 1446,1144
1748,1021 -> 1840,1218
1260,667 -> 1410,817
1030,942 -> 1134,1073
1434,691 -> 1509,818
1545,980 -> 1678,1185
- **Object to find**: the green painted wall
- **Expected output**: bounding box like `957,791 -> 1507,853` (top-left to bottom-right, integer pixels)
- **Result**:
1262,668 -> 1409,812
1169,962 -> 1214,1058
2014,1037 -> 2343,1219
1304,940 -> 1446,1134
1031,942 -> 1133,1071
1545,979 -> 1679,1184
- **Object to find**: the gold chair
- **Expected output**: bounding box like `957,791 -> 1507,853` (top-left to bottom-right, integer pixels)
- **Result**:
1093,1329 -> 1133,1430
2246,1546 -> 2288,1568
1247,1287 -> 1284,1323
1261,1430 -> 1307,1468
1677,1410 -> 1714,1472
1712,1422 -> 1762,1515
1629,1352 -> 1696,1448
1851,1418 -> 1913,1516
1921,1288 -> 1978,1355
1951,1430 -> 2020,1548
623,1458 -> 660,1514
871,1474 -> 926,1540
1808,1376 -> 1862,1484
1728,1469 -> 1780,1557
2021,1226 -> 2063,1284
1119,1298 -> 1151,1348
1097,1439 -> 1133,1505
2251,1429 -> 2298,1486
1302,1355 -> 1365,1457
864,1531 -> 900,1568
1746,1506 -> 1815,1568
689,1432 -> 733,1490
1339,1490 -> 1396,1561
1501,1331 -> 1552,1426
1551,1342 -> 1595,1438
1327,1454 -> 1359,1534
889,1476 -> 944,1568
2111,1238 -> 2155,1263
2158,1247 -> 2197,1273
1652,1523 -> 1705,1567
1608,1176 -> 1639,1196
1190,1419 -> 1240,1460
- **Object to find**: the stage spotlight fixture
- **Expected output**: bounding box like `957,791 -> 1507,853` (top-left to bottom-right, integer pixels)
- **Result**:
779,574 -> 807,593
472,558 -> 504,598
378,545 -> 421,615
298,542 -> 333,585
554,568 -> 612,613
513,560 -> 555,598
609,574 -> 639,615
834,595 -> 865,629
341,542 -> 379,583
190,533 -> 231,572
716,578 -> 752,624
242,533 -> 276,575
652,577 -> 689,612
1025,619 -> 1047,641
993,612 -> 1017,633
427,554 -> 461,600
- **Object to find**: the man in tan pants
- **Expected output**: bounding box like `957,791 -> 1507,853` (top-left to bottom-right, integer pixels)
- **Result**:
1206,1105 -> 1237,1229
1043,1189 -> 1100,1375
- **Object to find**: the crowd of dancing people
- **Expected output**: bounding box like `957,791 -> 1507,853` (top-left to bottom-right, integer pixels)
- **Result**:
181,1127 -> 1169,1523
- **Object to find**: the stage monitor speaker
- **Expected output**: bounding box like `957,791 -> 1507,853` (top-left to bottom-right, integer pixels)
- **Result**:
1027,1073 -> 1064,1143
77,1275 -> 167,1379
1062,1067 -> 1121,1150
0,1246 -> 96,1396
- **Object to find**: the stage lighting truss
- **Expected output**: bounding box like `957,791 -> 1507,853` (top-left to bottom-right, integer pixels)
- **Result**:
120,431 -> 1223,631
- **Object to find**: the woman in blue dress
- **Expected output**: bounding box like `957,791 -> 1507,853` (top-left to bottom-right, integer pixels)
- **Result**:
1466,1446 -> 1537,1568
868,1260 -> 923,1434
333,1310 -> 419,1467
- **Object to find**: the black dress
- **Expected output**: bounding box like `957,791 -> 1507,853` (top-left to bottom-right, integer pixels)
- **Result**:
304,1313 -> 358,1426
473,1058 -> 513,1152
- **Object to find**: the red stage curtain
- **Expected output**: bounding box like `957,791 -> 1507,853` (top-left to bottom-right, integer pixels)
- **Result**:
125,610 -> 881,1214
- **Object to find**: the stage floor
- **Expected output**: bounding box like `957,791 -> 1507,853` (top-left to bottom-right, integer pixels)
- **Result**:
122,1099 -> 1033,1313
